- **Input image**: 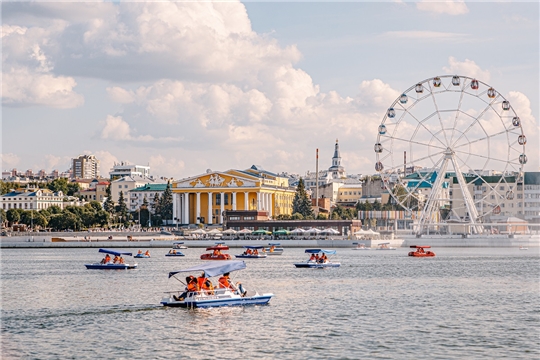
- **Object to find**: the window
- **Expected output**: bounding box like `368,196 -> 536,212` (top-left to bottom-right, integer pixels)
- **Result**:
244,216 -> 255,220
118,185 -> 122,188
499,186 -> 504,191
229,216 -> 240,220
216,194 -> 221,205
225,194 -> 229,205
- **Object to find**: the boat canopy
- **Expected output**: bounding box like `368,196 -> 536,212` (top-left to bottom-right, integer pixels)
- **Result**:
206,245 -> 229,251
169,261 -> 246,278
268,243 -> 281,246
173,242 -> 184,245
243,245 -> 265,249
304,249 -> 337,255
410,245 -> 431,248
98,248 -> 133,256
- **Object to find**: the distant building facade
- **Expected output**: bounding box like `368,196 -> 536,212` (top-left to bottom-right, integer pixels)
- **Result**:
72,155 -> 100,179
109,162 -> 150,179
1,188 -> 64,211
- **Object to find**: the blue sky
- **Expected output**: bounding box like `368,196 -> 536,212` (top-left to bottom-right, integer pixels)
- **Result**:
2,1 -> 538,179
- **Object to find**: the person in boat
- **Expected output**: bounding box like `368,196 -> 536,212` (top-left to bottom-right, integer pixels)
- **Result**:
309,253 -> 316,262
246,248 -> 252,255
213,249 -> 219,256
137,250 -> 142,255
315,254 -> 320,262
270,245 -> 275,252
201,278 -> 215,295
104,254 -> 111,263
253,249 -> 259,256
197,272 -> 208,292
236,282 -> 247,297
119,256 -> 125,264
174,276 -> 198,301
218,272 -> 236,290
113,255 -> 119,264
144,250 -> 150,257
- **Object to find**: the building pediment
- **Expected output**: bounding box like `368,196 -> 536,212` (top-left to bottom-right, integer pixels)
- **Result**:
174,172 -> 257,189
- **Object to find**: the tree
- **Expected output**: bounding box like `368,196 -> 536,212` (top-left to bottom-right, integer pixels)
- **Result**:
372,199 -> 382,211
139,197 -> 150,227
152,192 -> 161,216
67,182 -> 80,196
6,208 -> 22,225
160,182 -> 173,222
116,191 -> 128,224
0,209 -> 6,227
292,178 -> 313,218
103,184 -> 115,215
47,178 -> 69,194
316,212 -> 328,220
291,212 -> 304,220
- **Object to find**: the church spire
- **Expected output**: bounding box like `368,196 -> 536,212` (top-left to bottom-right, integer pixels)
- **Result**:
333,139 -> 341,166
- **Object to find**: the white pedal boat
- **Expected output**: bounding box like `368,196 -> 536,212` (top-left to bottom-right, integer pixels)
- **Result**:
161,261 -> 273,308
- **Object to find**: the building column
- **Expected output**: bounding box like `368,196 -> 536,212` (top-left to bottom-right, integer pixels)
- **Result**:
172,193 -> 178,225
208,192 -> 213,225
268,193 -> 273,217
232,192 -> 237,211
257,192 -> 261,211
244,192 -> 249,210
183,193 -> 190,224
196,192 -> 201,224
220,192 -> 225,224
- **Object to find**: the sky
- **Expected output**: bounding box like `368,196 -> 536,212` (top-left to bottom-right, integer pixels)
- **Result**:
1,0 -> 539,180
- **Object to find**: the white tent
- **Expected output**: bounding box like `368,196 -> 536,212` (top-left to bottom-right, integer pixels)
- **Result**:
290,228 -> 305,234
237,228 -> 252,234
305,228 -> 322,234
191,228 -> 206,235
222,229 -> 237,235
207,228 -> 222,235
321,228 -> 340,235
354,229 -> 368,235
366,229 -> 380,235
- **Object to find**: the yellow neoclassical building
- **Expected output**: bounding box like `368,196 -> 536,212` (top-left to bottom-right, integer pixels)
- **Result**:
172,165 -> 295,225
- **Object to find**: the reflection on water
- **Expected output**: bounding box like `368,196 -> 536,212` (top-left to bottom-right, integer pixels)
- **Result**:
1,247 -> 539,359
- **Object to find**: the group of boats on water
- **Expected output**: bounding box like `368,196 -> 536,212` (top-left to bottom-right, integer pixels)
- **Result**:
88,240 -> 533,308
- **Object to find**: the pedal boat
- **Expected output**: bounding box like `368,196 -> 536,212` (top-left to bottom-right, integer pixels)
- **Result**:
200,244 -> 232,260
265,243 -> 284,255
173,242 -> 188,249
352,242 -> 370,250
294,249 -> 341,268
85,249 -> 138,269
235,246 -> 267,259
166,249 -> 186,257
408,245 -> 435,257
161,261 -> 273,308
134,251 -> 151,258
376,242 -> 396,250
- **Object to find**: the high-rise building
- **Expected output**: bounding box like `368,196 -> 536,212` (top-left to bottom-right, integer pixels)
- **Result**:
72,155 -> 100,179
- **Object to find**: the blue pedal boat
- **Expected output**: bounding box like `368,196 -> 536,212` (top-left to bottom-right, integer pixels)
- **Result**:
294,249 -> 341,268
161,261 -> 273,308
85,249 -> 138,269
235,246 -> 267,259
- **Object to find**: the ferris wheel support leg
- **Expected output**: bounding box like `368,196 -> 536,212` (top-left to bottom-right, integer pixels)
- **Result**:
418,157 -> 450,235
450,155 -> 484,234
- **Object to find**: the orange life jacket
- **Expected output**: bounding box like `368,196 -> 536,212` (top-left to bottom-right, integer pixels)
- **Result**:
187,282 -> 198,292
219,276 -> 231,289
197,277 -> 206,290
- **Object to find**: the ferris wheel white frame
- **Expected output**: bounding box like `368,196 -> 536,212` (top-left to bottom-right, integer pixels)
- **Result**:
374,75 -> 527,235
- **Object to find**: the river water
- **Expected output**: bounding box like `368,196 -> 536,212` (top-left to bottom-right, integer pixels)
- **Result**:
1,247 -> 539,359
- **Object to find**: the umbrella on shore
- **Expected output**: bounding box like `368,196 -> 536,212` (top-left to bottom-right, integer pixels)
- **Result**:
290,228 -> 305,234
273,229 -> 290,236
222,229 -> 237,235
252,229 -> 271,235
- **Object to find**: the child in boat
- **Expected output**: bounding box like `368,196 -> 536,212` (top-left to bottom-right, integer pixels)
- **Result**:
144,250 -> 150,256
119,257 -> 125,264
309,254 -> 316,262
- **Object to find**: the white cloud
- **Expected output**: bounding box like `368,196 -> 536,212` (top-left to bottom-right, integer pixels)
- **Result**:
416,1 -> 469,16
149,154 -> 185,179
443,56 -> 491,83
100,115 -> 181,143
93,151 -> 119,178
1,153 -> 20,170
2,66 -> 84,108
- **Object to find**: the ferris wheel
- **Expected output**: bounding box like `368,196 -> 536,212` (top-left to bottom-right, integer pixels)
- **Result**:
374,75 -> 527,235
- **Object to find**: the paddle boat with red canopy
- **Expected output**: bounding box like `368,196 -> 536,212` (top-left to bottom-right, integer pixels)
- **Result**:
235,246 -> 267,259
408,245 -> 436,257
160,260 -> 273,308
85,249 -> 138,269
200,242 -> 232,260
294,249 -> 341,268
